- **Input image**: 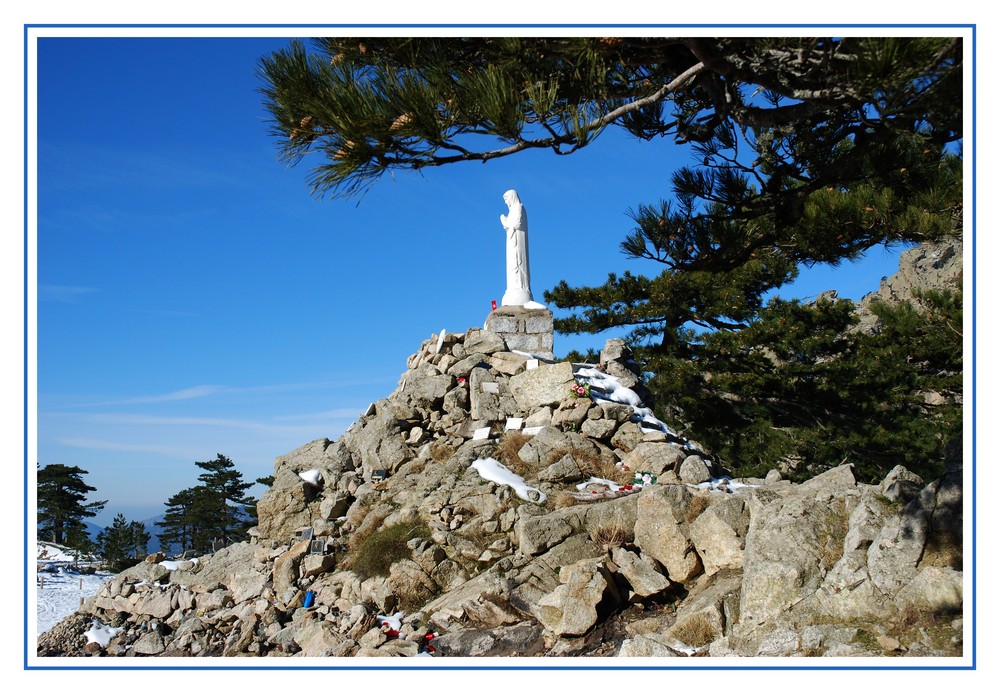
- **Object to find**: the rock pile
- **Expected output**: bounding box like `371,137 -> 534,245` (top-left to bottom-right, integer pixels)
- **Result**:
37,317 -> 964,659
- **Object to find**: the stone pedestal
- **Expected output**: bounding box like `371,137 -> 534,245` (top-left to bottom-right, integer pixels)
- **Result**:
485,306 -> 554,359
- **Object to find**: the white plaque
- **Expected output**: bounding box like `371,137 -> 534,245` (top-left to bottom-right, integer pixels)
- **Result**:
505,417 -> 524,431
472,427 -> 492,440
527,359 -> 539,370
481,382 -> 500,394
522,426 -> 544,435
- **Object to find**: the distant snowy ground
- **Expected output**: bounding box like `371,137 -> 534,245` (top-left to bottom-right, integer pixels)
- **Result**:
36,543 -> 112,636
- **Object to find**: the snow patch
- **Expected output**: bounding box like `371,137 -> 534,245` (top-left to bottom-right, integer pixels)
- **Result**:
85,620 -> 122,648
471,457 -> 546,503
159,557 -> 199,571
298,469 -> 322,485
574,366 -> 675,435
576,477 -> 624,493
37,542 -> 81,563
688,477 -> 758,493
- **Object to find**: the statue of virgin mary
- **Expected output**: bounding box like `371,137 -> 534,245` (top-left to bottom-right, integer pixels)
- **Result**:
499,189 -> 533,306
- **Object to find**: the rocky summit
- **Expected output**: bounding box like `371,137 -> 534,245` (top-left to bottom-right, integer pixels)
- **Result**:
37,241 -> 964,659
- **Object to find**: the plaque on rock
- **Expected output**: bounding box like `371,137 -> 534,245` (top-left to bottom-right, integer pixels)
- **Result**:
505,417 -> 524,431
473,427 -> 492,441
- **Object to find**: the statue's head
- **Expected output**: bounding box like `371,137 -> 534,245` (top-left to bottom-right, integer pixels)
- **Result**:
503,189 -> 520,206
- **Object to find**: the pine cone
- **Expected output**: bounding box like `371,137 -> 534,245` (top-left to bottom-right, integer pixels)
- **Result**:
390,113 -> 413,132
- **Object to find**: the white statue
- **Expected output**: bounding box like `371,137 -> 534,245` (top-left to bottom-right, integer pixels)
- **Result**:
500,189 -> 533,306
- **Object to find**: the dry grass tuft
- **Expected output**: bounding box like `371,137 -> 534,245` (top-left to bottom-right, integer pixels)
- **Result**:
430,440 -> 455,464
548,446 -> 631,485
670,616 -> 717,648
589,522 -> 633,552
584,458 -> 633,485
546,445 -> 599,468
496,431 -> 533,476
403,458 -> 427,475
551,490 -> 580,508
346,504 -> 392,554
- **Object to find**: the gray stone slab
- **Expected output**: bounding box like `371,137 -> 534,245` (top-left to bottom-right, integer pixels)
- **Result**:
509,361 -> 575,410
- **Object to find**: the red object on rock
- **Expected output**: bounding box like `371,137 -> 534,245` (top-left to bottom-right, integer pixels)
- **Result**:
491,300 -> 497,310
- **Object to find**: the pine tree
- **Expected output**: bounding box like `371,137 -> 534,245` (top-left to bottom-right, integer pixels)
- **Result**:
98,514 -> 151,572
258,36 -> 963,480
158,487 -> 200,555
643,284 -> 962,482
97,513 -> 149,572
195,453 -> 255,547
37,464 -> 107,547
129,519 -> 151,561
157,455 -> 255,555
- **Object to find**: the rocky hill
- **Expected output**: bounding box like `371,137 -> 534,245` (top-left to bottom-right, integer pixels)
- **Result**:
841,234 -> 962,333
37,241 -> 964,660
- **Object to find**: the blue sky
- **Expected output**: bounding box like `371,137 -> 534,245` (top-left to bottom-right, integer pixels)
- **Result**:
32,34 -> 930,528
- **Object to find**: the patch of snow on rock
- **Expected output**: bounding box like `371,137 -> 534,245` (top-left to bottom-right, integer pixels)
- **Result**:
471,457 -> 546,503
298,469 -> 323,485
85,620 -> 122,647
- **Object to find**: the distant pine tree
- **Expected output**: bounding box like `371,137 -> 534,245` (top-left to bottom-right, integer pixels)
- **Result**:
97,514 -> 150,572
157,455 -> 256,555
37,463 -> 106,548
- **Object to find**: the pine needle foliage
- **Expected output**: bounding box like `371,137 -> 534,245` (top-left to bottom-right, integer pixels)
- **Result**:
648,286 -> 962,482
